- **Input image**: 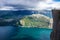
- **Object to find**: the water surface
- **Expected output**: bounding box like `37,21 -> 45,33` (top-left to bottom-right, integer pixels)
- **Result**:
12,28 -> 52,40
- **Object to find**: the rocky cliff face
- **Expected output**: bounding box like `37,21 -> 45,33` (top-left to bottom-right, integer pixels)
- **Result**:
51,10 -> 60,40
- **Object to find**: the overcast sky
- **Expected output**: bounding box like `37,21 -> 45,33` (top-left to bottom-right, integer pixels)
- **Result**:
0,0 -> 60,10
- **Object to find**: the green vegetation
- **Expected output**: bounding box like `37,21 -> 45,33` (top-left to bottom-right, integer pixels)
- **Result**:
20,15 -> 50,28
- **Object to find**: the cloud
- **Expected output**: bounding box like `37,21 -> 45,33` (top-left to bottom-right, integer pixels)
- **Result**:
0,6 -> 17,10
34,0 -> 60,10
0,0 -> 42,7
51,2 -> 60,9
0,0 -> 60,10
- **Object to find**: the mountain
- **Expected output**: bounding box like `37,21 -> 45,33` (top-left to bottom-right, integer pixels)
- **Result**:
0,10 -> 52,19
0,6 -> 53,28
20,14 -> 50,28
0,5 -> 52,19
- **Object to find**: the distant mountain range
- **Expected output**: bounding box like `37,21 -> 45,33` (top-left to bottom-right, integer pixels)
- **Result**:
0,4 -> 52,19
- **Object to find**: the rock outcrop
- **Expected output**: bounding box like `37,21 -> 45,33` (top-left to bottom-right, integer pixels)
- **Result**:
50,10 -> 60,40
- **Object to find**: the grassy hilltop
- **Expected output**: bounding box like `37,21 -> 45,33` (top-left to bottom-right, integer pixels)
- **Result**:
20,14 -> 50,28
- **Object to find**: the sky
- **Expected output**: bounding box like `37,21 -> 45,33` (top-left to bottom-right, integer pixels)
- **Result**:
0,0 -> 60,10
54,0 -> 60,2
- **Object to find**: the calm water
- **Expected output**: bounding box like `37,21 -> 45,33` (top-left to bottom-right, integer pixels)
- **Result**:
12,27 -> 52,40
0,26 -> 52,40
0,26 -> 18,40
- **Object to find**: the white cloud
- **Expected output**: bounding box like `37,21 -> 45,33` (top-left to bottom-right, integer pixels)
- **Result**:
0,0 -> 60,10
34,0 -> 60,10
0,0 -> 42,7
0,6 -> 18,10
35,2 -> 51,10
51,2 -> 60,9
